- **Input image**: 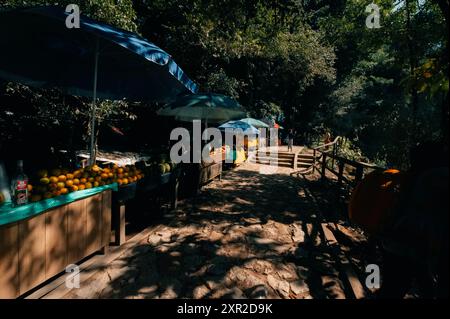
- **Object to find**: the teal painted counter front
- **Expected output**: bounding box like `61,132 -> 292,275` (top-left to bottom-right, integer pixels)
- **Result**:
0,183 -> 118,226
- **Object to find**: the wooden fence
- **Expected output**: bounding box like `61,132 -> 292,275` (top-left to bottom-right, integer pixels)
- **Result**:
312,137 -> 385,190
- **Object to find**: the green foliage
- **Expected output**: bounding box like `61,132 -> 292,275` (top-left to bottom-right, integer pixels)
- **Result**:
0,0 -> 138,31
0,0 -> 448,167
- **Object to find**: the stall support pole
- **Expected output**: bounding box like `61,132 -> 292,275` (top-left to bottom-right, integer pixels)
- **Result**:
89,37 -> 100,165
113,201 -> 126,245
171,178 -> 179,210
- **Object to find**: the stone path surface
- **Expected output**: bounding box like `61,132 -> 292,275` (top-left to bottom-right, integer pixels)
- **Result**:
62,162 -> 365,299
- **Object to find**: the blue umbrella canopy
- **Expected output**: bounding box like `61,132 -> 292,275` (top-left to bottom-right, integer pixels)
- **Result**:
0,6 -> 198,101
219,120 -> 260,135
158,93 -> 246,123
0,6 -> 198,163
240,117 -> 270,128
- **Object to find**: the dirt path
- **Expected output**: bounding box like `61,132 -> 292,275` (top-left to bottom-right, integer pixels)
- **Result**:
62,162 -> 363,299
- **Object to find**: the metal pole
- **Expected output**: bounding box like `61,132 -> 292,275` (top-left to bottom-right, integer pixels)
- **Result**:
89,37 -> 100,165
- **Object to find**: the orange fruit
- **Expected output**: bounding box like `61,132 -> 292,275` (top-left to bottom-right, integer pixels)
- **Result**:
66,173 -> 74,180
48,183 -> 58,190
49,176 -> 59,183
60,188 -> 69,195
101,173 -> 108,180
57,182 -> 65,189
122,178 -> 129,185
88,177 -> 95,183
40,177 -> 50,185
92,165 -> 101,173
78,184 -> 86,191
80,178 -> 87,184
71,185 -> 79,192
27,184 -> 33,192
85,182 -> 93,189
65,180 -> 74,187
58,175 -> 67,182
93,181 -> 100,187
52,189 -> 61,197
73,178 -> 80,185
108,172 -> 114,178
117,179 -> 123,186
117,168 -> 124,174
73,170 -> 82,178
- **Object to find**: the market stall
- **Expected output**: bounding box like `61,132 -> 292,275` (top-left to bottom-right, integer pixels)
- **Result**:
0,6 -> 200,299
0,184 -> 115,298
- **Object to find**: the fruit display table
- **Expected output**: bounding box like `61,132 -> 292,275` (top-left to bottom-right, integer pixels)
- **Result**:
0,184 -> 116,298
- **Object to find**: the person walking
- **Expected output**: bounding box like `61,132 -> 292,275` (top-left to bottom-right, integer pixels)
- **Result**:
287,129 -> 294,152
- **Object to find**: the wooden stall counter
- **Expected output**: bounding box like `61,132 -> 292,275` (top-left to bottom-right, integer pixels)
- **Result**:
0,184 -> 116,298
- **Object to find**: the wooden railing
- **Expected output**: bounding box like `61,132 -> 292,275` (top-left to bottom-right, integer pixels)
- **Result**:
312,137 -> 385,189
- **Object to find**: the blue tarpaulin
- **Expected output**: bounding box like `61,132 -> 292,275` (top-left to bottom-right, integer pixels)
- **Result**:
0,6 -> 198,101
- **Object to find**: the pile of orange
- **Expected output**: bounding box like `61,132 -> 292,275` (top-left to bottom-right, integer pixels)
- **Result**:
28,164 -> 145,202
109,164 -> 144,186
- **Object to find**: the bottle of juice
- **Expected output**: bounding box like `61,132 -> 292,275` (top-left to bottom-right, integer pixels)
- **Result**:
10,160 -> 29,207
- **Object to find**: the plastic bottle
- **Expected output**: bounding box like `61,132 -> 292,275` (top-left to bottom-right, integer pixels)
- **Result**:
10,160 -> 29,207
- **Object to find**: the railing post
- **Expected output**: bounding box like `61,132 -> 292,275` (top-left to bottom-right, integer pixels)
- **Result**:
321,153 -> 327,181
338,160 -> 344,186
313,149 -> 316,174
355,165 -> 364,185
331,144 -> 336,170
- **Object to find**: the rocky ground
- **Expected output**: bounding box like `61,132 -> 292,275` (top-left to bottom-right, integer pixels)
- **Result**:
62,162 -> 369,299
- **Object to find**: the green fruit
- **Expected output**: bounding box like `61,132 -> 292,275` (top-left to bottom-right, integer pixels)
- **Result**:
158,163 -> 166,174
164,163 -> 171,172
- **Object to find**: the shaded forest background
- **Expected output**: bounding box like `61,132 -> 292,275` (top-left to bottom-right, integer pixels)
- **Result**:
0,0 -> 448,169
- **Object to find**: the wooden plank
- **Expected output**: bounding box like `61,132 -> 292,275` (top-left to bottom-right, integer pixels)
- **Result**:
66,199 -> 87,265
101,190 -> 112,248
45,205 -> 68,280
18,214 -> 46,295
85,194 -> 103,256
321,223 -> 366,299
0,223 -> 19,298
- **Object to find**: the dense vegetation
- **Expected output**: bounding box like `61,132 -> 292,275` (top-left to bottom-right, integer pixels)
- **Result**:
0,0 -> 448,169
